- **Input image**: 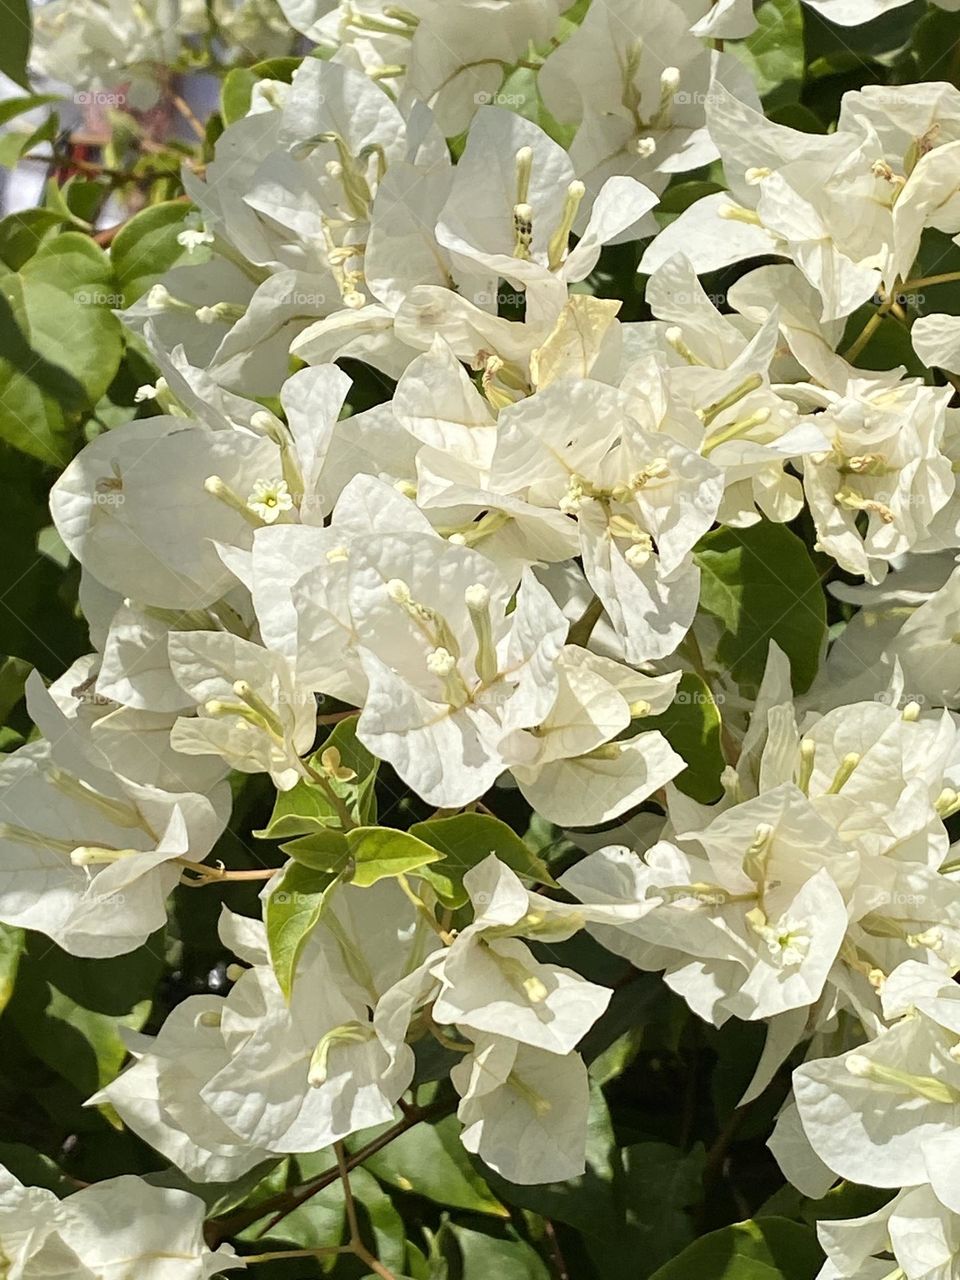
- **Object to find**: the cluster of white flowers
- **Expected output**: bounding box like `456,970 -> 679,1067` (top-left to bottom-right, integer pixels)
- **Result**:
8,0 -> 960,1269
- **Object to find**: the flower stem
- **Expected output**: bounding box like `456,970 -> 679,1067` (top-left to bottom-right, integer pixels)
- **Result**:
336,1142 -> 400,1280
842,304 -> 889,363
177,859 -> 278,886
245,1246 -> 351,1263
303,761 -> 357,831
899,270 -> 960,291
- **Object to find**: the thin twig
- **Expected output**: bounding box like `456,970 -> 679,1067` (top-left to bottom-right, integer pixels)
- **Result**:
177,859 -> 277,886
335,1142 -> 399,1279
206,1101 -> 454,1244
171,92 -> 207,141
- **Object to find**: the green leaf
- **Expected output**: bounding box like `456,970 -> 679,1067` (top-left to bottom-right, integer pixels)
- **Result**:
496,64 -> 575,148
221,67 -> 258,125
217,58 -> 303,127
639,673 -> 725,803
654,179 -> 725,229
265,861 -> 340,999
258,717 -> 379,839
0,234 -> 124,463
0,0 -> 32,89
251,56 -> 305,82
730,0 -> 804,103
252,1177 -> 346,1267
16,111 -> 58,162
352,1166 -> 407,1276
362,1114 -> 508,1217
799,1182 -> 892,1226
0,94 -> 56,128
409,813 -> 556,908
0,447 -> 87,670
283,826 -> 443,888
912,8 -> 960,87
0,209 -> 70,271
648,1217 -> 823,1280
0,654 -> 30,721
58,176 -> 106,226
694,522 -> 826,696
0,923 -> 25,1013
7,934 -> 163,1096
449,1225 -> 550,1279
110,200 -> 197,305
621,1142 -> 705,1273
19,236 -> 124,404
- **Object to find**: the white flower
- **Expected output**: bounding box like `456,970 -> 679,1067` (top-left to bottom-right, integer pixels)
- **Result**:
792,960 -> 960,1192
800,374 -> 956,582
489,377 -> 723,662
246,477 -> 294,524
802,0 -> 960,29
452,1035 -> 591,1184
641,81 -> 960,322
914,314 -> 960,375
168,631 -> 317,791
817,1183 -> 960,1280
90,992 -> 275,1183
213,886 -> 439,1150
436,108 -> 658,313
351,549 -> 566,808
565,787 -> 852,1026
50,417 -> 278,609
503,647 -> 684,827
17,1172 -> 243,1278
0,739 -> 228,957
311,0 -> 576,135
431,858 -> 613,1055
538,0 -> 751,208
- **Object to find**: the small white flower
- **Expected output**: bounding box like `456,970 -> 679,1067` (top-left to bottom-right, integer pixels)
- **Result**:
247,478 -> 294,524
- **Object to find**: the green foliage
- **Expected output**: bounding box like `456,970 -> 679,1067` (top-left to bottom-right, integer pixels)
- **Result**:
694,522 -> 827,696
7,934 -> 163,1098
0,94 -> 57,128
410,812 -> 556,907
257,717 -> 380,838
282,825 -> 443,885
0,235 -> 123,464
265,860 -> 341,998
639,673 -> 726,803
0,0 -> 32,89
110,201 -> 198,305
731,0 -> 805,103
220,58 -> 302,125
649,1217 -> 823,1280
0,924 -> 24,1014
361,1115 -> 508,1217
